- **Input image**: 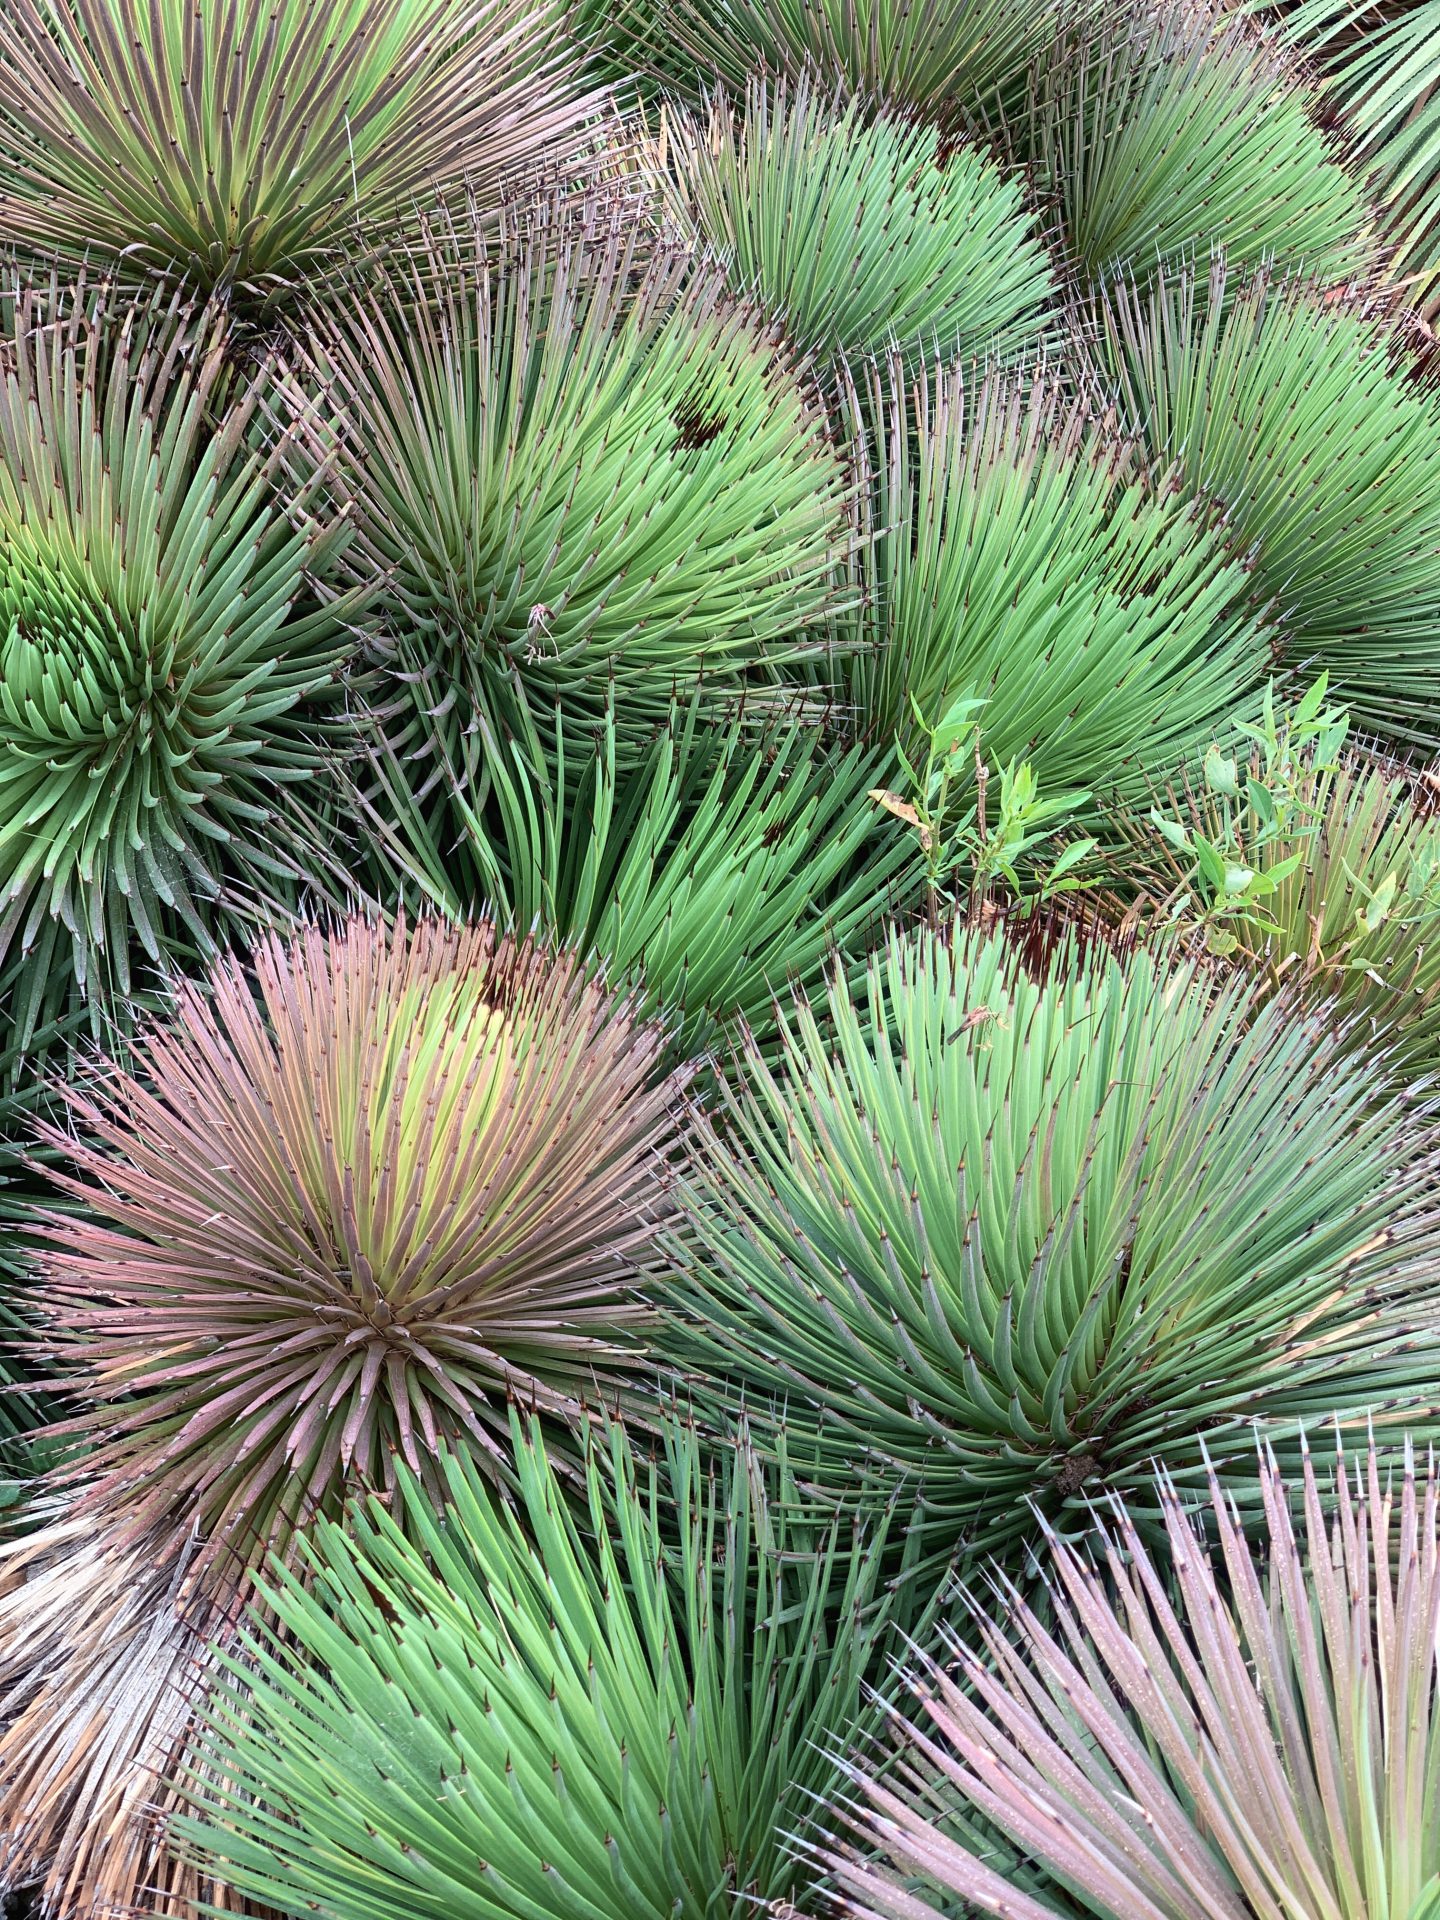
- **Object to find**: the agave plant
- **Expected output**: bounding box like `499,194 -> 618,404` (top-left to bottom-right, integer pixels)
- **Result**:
359,694 -> 914,1057
0,0 -> 604,311
28,912 -> 686,1589
665,920 -> 1440,1568
174,1409 -> 928,1920
1027,0 -> 1374,288
1095,259 -> 1440,748
288,199 -> 852,777
1265,0 -> 1440,322
0,1503 -> 236,1919
594,0 -> 1067,122
0,277 -> 356,1052
655,78 -> 1054,371
847,359 -> 1269,804
1111,730 -> 1440,1086
828,1440 -> 1440,1920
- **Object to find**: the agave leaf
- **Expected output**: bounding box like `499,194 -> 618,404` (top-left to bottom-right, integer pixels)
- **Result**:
664,920 -> 1440,1570
173,1408 -> 932,1920
286,196 -> 852,779
846,357 -> 1269,806
1025,0 -> 1375,289
0,0 -> 607,311
654,77 -> 1054,371
828,1439 -> 1440,1920
1093,259 -> 1440,748
25,912 -> 687,1590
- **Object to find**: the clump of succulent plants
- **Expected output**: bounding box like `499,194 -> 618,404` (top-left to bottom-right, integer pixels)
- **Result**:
1025,0 -> 1374,288
828,1439 -> 1440,1920
0,0 -> 605,311
4,9 -> 1440,1920
666,920 -> 1440,1567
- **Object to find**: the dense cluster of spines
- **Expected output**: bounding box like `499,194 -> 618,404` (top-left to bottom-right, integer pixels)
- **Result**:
0,0 -> 603,310
1096,260 -> 1440,746
658,77 -> 1056,369
827,1444 -> 1440,1919
35,916 -> 687,1580
668,926 -> 1440,1563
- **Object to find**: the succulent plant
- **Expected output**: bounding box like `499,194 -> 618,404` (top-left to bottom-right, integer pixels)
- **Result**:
28,912 -> 686,1589
174,1409 -> 929,1920
655,77 -> 1054,371
595,0 -> 1068,123
1095,259 -> 1440,749
665,921 -> 1440,1568
1265,0 -> 1440,322
828,1440 -> 1440,1920
287,199 -> 852,779
847,359 -> 1269,804
0,0 -> 604,311
359,693 -> 915,1057
1026,0 -> 1374,288
0,276 -> 355,1053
